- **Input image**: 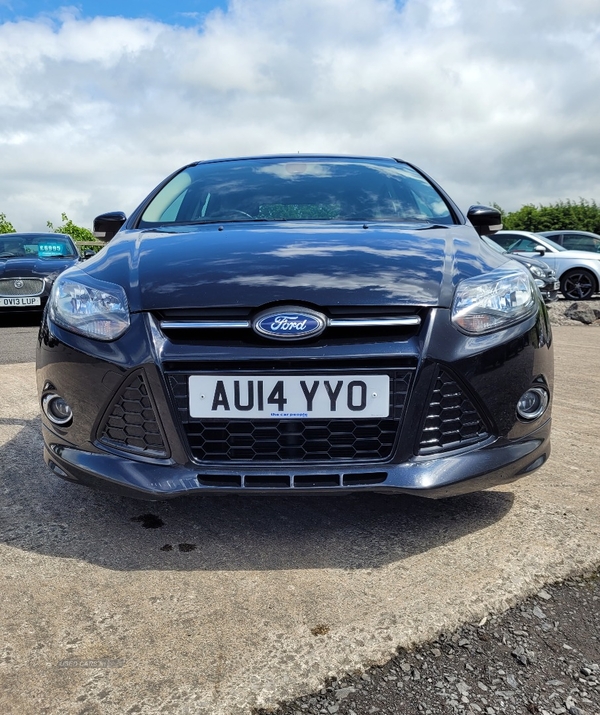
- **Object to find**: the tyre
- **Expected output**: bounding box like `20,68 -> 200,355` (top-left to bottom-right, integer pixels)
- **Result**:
560,268 -> 597,300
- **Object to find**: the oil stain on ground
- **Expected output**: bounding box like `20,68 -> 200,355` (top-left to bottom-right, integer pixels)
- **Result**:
130,514 -> 165,529
159,543 -> 197,552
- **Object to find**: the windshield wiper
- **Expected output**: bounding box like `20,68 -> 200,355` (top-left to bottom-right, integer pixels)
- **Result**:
188,218 -> 269,225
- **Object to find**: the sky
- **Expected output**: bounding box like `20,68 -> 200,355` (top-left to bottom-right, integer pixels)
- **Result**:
0,0 -> 229,25
1,0 -> 599,231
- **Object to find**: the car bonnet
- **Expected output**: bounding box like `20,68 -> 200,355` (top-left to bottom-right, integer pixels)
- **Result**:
0,255 -> 78,278
81,222 -> 499,312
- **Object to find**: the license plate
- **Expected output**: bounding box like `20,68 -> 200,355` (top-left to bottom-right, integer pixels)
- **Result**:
189,374 -> 390,419
0,296 -> 41,307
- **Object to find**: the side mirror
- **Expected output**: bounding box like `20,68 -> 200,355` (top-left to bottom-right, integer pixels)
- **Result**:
83,249 -> 95,259
93,211 -> 127,241
466,205 -> 503,236
535,245 -> 546,256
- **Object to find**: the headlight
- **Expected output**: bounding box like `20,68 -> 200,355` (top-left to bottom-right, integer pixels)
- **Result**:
452,267 -> 537,334
528,265 -> 545,279
49,275 -> 130,340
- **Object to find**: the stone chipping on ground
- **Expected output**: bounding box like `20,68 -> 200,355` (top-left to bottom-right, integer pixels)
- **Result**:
255,570 -> 600,715
546,298 -> 600,326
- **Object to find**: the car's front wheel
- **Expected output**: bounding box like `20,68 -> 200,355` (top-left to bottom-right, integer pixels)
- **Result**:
560,268 -> 597,300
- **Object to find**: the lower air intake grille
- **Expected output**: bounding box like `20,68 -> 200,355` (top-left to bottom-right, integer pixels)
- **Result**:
188,418 -> 397,461
168,369 -> 413,463
97,372 -> 167,457
418,370 -> 488,454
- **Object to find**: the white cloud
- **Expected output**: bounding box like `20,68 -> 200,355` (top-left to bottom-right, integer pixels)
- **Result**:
0,0 -> 599,230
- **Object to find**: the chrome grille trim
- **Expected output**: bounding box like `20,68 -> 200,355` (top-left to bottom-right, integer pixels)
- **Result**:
0,278 -> 44,296
329,317 -> 420,327
161,320 -> 251,329
160,316 -> 421,330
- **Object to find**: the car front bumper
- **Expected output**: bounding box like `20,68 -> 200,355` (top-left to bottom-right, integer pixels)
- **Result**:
37,305 -> 554,501
538,279 -> 561,303
42,419 -> 551,500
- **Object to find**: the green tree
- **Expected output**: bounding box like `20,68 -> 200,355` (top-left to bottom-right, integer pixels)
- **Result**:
500,199 -> 600,233
0,212 -> 16,234
47,212 -> 95,242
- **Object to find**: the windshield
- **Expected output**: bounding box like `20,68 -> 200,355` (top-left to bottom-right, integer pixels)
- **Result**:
481,235 -> 506,254
139,157 -> 456,227
0,234 -> 77,259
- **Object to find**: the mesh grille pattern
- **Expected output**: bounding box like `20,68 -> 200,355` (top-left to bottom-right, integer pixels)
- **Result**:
97,373 -> 167,456
418,370 -> 487,454
188,418 -> 398,461
0,278 -> 44,296
168,369 -> 412,463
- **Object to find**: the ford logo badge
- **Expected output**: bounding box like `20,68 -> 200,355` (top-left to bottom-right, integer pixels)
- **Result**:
253,307 -> 327,341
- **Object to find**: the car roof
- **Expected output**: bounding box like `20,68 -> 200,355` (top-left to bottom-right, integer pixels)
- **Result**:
191,154 -> 405,167
539,230 -> 600,238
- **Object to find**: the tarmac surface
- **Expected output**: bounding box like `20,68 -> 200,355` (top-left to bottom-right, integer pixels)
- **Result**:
258,569 -> 600,715
0,324 -> 599,715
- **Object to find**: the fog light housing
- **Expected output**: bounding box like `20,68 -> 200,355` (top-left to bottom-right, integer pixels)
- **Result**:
517,387 -> 549,421
42,394 -> 73,425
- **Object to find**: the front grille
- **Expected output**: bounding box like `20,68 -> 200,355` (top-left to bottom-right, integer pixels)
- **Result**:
0,278 -> 44,296
97,372 -> 167,457
167,368 -> 413,463
418,370 -> 488,454
155,306 -> 424,346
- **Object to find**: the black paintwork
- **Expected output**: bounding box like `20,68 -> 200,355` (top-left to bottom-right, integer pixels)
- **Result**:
35,156 -> 553,500
77,222 -> 504,312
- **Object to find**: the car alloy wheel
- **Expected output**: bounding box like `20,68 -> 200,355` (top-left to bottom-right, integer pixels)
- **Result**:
560,269 -> 596,301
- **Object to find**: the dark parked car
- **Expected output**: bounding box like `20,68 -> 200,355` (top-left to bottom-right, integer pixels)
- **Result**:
0,233 -> 82,312
36,155 -> 553,500
481,235 -> 560,303
538,230 -> 600,253
491,230 -> 600,300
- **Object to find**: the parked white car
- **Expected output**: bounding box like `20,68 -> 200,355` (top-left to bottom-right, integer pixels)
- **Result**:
488,230 -> 600,300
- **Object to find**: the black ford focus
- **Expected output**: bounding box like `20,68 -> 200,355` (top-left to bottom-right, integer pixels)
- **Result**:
36,155 -> 553,500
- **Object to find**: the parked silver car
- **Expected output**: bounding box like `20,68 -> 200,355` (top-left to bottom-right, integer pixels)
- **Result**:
538,230 -> 600,254
489,230 -> 600,300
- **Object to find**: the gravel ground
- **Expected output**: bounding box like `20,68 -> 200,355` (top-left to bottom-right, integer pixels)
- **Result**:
255,570 -> 600,715
255,300 -> 600,715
